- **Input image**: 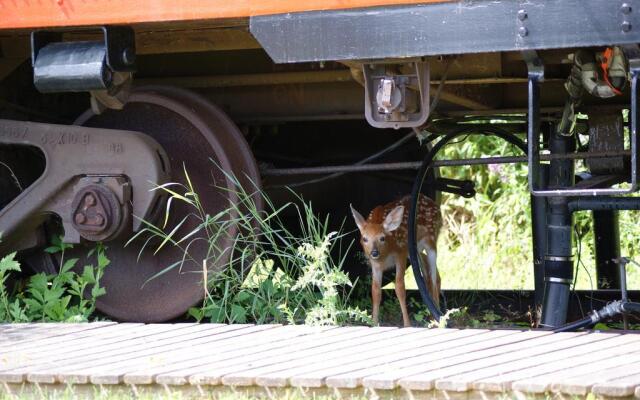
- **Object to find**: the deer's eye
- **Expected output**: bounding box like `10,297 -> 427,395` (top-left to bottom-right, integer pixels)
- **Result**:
379,236 -> 385,242
362,237 -> 368,243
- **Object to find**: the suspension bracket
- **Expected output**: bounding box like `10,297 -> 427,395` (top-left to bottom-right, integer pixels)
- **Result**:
0,119 -> 170,253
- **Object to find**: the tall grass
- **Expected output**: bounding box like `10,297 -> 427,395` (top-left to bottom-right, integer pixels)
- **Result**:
130,165 -> 370,325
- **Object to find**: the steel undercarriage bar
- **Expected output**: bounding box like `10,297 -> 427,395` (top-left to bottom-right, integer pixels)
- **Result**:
260,150 -> 631,176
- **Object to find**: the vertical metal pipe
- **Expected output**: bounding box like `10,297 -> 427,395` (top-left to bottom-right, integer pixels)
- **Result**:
593,210 -> 621,289
532,165 -> 548,307
619,261 -> 629,330
541,129 -> 575,327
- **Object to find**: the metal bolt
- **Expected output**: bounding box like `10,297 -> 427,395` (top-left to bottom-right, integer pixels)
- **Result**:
622,21 -> 633,32
622,3 -> 632,14
75,213 -> 86,224
122,48 -> 136,66
518,27 -> 529,37
84,194 -> 97,207
517,9 -> 528,21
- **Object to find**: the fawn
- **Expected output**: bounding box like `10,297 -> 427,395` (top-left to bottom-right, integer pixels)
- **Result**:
350,194 -> 441,327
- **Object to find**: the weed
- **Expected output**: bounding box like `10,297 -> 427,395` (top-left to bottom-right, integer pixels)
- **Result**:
132,165 -> 370,326
0,236 -> 109,322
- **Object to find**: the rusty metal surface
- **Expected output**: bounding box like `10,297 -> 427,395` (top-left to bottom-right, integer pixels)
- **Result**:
0,119 -> 169,252
73,86 -> 261,322
587,113 -> 626,175
71,182 -> 130,242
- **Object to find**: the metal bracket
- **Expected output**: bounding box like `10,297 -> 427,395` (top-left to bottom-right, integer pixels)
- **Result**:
362,62 -> 430,129
0,119 -> 169,253
31,26 -> 135,94
31,26 -> 136,72
526,46 -> 640,196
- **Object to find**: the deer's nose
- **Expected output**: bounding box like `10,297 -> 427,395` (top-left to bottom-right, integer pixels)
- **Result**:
370,249 -> 379,259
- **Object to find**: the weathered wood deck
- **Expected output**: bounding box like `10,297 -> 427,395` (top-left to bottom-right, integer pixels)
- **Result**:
0,323 -> 639,399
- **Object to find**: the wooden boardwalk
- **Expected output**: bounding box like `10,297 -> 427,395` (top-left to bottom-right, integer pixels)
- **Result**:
0,323 -> 639,399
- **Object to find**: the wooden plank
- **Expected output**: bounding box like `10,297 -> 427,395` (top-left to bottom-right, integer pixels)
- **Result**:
362,331 -> 572,390
433,332 -> 624,392
155,326 -> 374,386
330,330 -> 521,386
136,28 -> 260,54
245,329 -> 488,388
549,356 -> 640,395
0,323 -> 150,358
0,0 -> 453,30
17,324 -> 239,384
398,332 -> 604,390
86,324 -> 281,385
188,327 -> 402,386
55,324 -> 269,385
126,325 -> 339,385
592,373 -> 640,397
284,328 -> 483,389
332,330 -> 554,390
0,324 -> 204,383
512,347 -> 640,394
0,322 -> 117,350
472,333 -> 640,392
221,327 -> 433,387
0,324 -> 150,374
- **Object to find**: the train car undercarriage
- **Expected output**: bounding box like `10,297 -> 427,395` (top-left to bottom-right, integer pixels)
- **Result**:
1,0 -> 640,327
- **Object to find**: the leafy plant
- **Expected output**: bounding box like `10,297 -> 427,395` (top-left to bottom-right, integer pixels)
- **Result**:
0,236 -> 109,323
131,165 -> 370,326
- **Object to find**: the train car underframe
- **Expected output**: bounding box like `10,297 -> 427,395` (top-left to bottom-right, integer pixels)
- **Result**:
1,0 -> 640,327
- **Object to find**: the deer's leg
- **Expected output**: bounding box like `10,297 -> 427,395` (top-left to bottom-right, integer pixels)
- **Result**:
395,257 -> 411,327
371,268 -> 383,326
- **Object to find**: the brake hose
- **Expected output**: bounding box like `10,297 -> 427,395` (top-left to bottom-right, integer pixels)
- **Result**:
554,301 -> 640,332
408,126 -> 527,322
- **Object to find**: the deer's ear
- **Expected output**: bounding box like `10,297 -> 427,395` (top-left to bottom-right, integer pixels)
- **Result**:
350,204 -> 366,233
383,206 -> 404,232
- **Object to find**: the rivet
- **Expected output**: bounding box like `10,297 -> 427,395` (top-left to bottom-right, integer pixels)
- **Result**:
517,9 -> 527,21
621,3 -> 632,14
74,213 -> 86,224
622,21 -> 633,32
84,194 -> 96,207
518,26 -> 529,37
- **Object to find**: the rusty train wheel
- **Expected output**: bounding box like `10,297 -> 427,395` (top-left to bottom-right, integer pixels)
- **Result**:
69,86 -> 261,322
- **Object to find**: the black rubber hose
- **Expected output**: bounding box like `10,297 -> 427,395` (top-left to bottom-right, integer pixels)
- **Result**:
622,302 -> 640,313
553,316 -> 595,332
408,126 -> 527,321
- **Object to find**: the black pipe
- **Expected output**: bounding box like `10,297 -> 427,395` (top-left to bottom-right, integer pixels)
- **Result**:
569,197 -> 640,212
408,126 -> 527,321
541,130 -> 575,328
532,166 -> 548,306
622,302 -> 640,313
553,316 -> 594,332
593,210 -> 621,289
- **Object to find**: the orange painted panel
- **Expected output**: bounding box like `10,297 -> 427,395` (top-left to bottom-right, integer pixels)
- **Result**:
0,0 -> 452,30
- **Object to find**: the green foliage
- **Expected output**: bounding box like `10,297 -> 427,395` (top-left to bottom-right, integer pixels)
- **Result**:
0,238 -> 109,322
435,132 -> 640,290
133,165 -> 370,326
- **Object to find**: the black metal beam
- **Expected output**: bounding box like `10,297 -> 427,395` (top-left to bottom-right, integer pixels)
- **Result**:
251,0 -> 640,63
